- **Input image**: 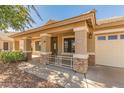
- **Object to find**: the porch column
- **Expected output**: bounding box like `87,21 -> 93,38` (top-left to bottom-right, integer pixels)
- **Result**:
0,41 -> 3,51
73,26 -> 89,74
58,34 -> 62,55
23,37 -> 32,61
13,40 -> 19,51
40,34 -> 51,64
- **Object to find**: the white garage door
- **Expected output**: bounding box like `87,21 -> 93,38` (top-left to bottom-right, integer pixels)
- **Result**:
95,34 -> 124,68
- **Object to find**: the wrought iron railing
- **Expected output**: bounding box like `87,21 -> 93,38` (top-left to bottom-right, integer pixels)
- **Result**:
48,55 -> 73,69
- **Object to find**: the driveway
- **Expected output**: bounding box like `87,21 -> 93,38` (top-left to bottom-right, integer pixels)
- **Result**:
87,65 -> 124,88
18,62 -> 124,88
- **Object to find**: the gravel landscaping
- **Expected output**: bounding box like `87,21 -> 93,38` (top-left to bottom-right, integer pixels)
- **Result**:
0,62 -> 62,88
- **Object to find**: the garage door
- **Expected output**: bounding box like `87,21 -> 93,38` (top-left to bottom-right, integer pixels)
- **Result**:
95,34 -> 124,68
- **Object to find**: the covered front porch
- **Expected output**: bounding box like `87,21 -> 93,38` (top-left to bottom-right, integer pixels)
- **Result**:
13,26 -> 95,74
11,11 -> 96,70
13,26 -> 95,69
30,29 -> 76,68
41,27 -> 89,69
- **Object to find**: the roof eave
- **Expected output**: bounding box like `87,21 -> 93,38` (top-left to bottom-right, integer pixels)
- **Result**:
10,10 -> 96,38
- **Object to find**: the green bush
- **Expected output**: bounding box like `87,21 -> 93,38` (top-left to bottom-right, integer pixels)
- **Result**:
0,51 -> 25,63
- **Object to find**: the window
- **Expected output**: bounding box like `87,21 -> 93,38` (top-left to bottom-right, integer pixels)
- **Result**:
120,35 -> 124,39
64,38 -> 75,53
97,36 -> 106,40
3,42 -> 9,50
35,41 -> 41,51
108,35 -> 118,40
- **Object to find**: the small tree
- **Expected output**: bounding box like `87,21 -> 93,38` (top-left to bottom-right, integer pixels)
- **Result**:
0,5 -> 42,31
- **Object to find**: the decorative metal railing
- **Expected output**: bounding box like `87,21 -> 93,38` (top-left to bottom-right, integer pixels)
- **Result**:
48,55 -> 73,69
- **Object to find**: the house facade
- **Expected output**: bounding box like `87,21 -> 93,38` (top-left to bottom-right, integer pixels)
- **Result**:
8,10 -> 124,68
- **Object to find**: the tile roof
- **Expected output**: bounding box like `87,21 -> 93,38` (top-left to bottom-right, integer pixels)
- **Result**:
97,16 -> 124,25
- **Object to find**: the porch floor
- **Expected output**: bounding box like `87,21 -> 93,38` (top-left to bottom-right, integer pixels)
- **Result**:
18,61 -> 124,88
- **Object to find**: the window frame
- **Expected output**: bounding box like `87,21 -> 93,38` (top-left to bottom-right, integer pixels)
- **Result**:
120,34 -> 124,39
108,35 -> 118,40
97,36 -> 106,40
35,41 -> 41,51
3,42 -> 9,50
62,36 -> 75,55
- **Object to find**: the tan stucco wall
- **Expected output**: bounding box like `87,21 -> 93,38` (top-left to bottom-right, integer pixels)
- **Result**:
32,40 -> 36,52
31,39 -> 41,55
0,41 -> 3,50
19,40 -> 24,51
41,36 -> 51,52
9,42 -> 13,50
0,40 -> 13,51
57,34 -> 62,55
74,29 -> 87,54
24,38 -> 32,51
87,32 -> 95,53
14,40 -> 19,50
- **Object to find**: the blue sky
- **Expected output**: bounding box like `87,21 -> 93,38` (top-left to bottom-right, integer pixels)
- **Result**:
31,5 -> 124,29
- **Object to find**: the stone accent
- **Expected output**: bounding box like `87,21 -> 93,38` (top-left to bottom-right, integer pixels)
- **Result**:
73,58 -> 88,74
88,55 -> 95,66
24,52 -> 32,61
40,54 -> 49,65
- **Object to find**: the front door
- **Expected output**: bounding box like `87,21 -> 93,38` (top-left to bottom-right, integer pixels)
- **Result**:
51,37 -> 58,55
3,42 -> 9,50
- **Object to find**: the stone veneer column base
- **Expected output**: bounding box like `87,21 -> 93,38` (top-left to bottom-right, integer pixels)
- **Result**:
40,52 -> 51,65
24,51 -> 32,61
73,54 -> 89,74
88,55 -> 95,66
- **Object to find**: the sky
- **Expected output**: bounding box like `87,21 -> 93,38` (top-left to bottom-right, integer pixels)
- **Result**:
30,5 -> 124,29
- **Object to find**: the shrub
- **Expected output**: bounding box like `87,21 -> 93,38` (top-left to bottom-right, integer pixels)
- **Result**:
0,51 -> 25,63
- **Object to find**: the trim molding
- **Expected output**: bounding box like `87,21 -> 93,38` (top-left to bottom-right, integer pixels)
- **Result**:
40,52 -> 52,55
22,37 -> 32,39
40,33 -> 51,37
73,54 -> 89,59
88,52 -> 95,55
61,52 -> 74,56
94,28 -> 124,35
73,26 -> 89,32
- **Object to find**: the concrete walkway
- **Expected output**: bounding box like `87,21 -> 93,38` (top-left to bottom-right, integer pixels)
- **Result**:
18,62 -> 124,88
